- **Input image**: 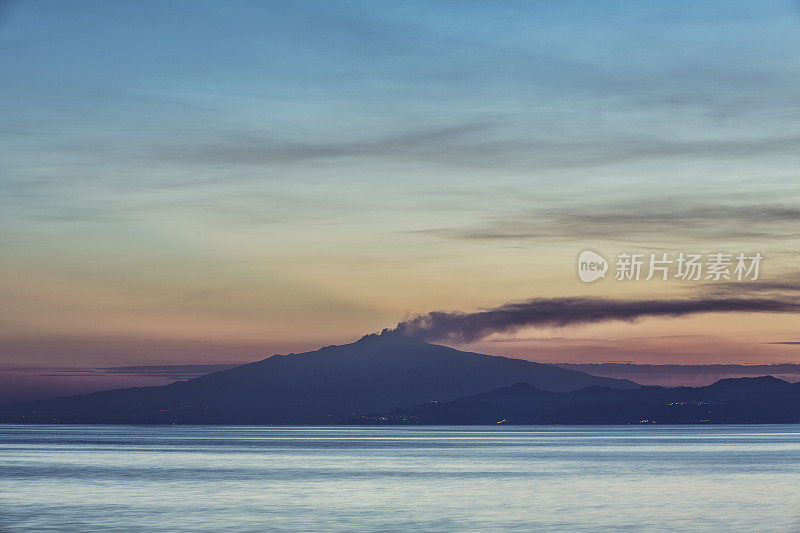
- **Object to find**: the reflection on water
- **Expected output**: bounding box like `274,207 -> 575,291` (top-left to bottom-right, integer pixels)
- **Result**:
1,425 -> 799,532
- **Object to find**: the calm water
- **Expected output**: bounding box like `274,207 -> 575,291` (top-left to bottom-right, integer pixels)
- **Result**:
1,425 -> 799,532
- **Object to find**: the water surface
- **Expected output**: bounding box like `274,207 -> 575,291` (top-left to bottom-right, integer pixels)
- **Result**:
1,425 -> 799,532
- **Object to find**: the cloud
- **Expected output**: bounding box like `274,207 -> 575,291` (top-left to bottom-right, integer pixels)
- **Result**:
703,274 -> 800,297
153,123 -> 494,167
11,364 -> 240,380
555,362 -> 800,376
552,362 -> 800,387
141,129 -> 800,176
384,296 -> 800,343
419,200 -> 800,243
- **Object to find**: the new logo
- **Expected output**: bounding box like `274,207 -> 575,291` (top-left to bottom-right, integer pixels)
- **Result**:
578,250 -> 608,283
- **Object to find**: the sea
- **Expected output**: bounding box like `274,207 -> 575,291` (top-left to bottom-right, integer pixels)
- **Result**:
1,425 -> 799,532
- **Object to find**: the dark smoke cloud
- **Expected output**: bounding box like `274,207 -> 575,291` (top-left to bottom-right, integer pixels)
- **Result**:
383,296 -> 800,343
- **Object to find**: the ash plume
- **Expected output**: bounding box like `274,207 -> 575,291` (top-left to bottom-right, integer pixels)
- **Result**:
383,296 -> 800,343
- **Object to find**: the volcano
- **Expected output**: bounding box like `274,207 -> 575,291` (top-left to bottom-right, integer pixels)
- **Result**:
0,333 -> 637,424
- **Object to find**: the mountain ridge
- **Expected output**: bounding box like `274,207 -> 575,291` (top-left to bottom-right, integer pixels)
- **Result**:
0,334 -> 636,424
383,375 -> 800,425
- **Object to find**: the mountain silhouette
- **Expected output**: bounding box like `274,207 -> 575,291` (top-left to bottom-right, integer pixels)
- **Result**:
0,333 -> 636,424
385,376 -> 800,425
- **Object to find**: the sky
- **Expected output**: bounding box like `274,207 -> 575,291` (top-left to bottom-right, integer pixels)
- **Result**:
1,1 -> 800,399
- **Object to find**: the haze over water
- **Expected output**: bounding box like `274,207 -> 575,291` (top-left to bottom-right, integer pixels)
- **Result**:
1,425 -> 799,532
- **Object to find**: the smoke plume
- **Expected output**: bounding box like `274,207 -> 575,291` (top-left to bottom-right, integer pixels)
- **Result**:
383,296 -> 800,343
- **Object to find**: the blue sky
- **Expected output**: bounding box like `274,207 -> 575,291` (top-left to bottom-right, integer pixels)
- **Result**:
2,1 -> 800,386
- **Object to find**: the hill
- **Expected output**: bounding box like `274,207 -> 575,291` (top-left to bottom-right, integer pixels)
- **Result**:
388,376 -> 800,425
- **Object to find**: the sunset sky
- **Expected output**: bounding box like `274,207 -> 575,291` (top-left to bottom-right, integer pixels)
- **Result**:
2,1 -> 800,399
